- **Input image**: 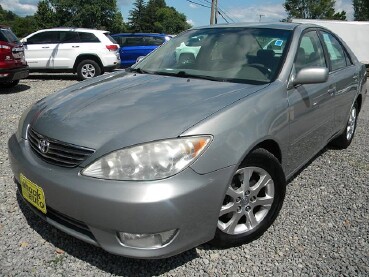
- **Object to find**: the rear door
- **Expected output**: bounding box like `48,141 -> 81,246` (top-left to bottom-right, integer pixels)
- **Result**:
287,30 -> 335,171
319,31 -> 359,133
24,31 -> 59,69
52,31 -> 81,69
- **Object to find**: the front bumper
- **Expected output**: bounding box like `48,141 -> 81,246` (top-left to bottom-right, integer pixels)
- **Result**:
8,134 -> 235,258
0,66 -> 29,82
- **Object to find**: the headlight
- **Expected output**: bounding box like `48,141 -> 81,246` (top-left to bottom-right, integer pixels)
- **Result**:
81,136 -> 212,181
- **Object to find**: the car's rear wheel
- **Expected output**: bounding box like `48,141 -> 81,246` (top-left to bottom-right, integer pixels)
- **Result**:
77,60 -> 101,81
1,80 -> 19,88
330,102 -> 358,149
212,148 -> 286,247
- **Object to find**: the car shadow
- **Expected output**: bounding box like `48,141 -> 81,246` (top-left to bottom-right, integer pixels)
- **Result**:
16,192 -> 198,276
27,73 -> 78,81
0,84 -> 31,94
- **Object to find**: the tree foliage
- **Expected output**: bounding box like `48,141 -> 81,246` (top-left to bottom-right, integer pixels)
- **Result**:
353,0 -> 369,20
128,0 -> 191,33
34,0 -> 127,33
1,0 -> 191,37
0,5 -> 38,37
284,0 -> 346,20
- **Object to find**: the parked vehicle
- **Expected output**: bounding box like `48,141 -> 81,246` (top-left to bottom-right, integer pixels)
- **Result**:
8,23 -> 367,259
0,26 -> 29,88
22,28 -> 120,80
292,19 -> 369,71
111,33 -> 170,68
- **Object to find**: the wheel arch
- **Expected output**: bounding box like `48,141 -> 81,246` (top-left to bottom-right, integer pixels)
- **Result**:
73,54 -> 103,73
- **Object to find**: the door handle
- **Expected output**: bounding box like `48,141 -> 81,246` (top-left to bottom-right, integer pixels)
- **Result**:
72,46 -> 80,48
42,47 -> 50,49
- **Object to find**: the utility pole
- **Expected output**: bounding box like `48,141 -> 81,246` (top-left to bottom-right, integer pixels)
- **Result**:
210,0 -> 218,25
259,14 -> 265,22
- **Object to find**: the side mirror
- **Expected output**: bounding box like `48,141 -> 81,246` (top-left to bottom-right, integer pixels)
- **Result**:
293,67 -> 329,86
136,56 -> 145,63
21,38 -> 27,45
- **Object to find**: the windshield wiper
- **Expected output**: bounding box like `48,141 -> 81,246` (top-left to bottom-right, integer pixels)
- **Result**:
126,67 -> 148,74
153,70 -> 226,82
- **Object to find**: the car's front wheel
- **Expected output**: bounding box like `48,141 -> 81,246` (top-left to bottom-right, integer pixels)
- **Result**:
76,60 -> 101,81
212,148 -> 286,247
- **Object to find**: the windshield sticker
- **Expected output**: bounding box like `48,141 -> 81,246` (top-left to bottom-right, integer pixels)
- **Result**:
274,40 -> 283,47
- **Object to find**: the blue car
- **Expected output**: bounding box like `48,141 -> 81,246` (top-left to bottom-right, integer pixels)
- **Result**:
111,33 -> 171,68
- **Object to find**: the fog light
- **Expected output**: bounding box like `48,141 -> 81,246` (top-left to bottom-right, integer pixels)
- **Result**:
0,73 -> 9,77
118,229 -> 178,249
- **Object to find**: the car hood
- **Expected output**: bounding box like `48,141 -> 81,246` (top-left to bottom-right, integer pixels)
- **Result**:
30,71 -> 267,152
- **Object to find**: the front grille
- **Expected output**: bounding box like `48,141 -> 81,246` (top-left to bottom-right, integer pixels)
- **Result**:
27,127 -> 95,168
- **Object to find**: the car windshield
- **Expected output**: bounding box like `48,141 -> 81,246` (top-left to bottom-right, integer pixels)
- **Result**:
132,27 -> 292,84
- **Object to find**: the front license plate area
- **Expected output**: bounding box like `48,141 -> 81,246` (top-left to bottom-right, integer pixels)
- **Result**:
20,173 -> 47,214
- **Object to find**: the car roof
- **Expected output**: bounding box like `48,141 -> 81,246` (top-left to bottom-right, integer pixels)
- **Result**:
193,22 -> 313,31
111,33 -> 168,37
36,27 -> 108,33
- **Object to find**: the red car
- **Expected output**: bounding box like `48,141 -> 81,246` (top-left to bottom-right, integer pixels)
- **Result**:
0,26 -> 29,88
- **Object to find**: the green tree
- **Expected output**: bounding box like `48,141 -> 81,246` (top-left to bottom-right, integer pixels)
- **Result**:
34,0 -> 126,32
34,0 -> 56,29
0,5 -> 38,37
284,0 -> 346,20
128,0 -> 146,32
127,0 -> 190,33
353,0 -> 369,20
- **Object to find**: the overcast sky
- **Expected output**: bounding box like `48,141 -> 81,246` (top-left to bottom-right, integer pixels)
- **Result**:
0,0 -> 354,26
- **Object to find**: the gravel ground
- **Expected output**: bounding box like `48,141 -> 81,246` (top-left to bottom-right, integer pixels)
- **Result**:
1,73 -> 368,276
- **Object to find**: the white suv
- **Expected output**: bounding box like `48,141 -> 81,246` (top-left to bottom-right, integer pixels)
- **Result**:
22,28 -> 120,80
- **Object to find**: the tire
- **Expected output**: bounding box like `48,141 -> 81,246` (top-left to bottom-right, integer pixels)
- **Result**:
1,80 -> 19,88
212,148 -> 286,248
330,102 -> 358,149
76,60 -> 101,81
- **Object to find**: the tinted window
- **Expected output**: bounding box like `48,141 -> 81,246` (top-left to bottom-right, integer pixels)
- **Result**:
61,31 -> 80,43
115,36 -> 165,47
321,32 -> 347,71
27,31 -> 60,44
78,32 -> 100,43
146,36 -> 165,46
295,31 -> 326,73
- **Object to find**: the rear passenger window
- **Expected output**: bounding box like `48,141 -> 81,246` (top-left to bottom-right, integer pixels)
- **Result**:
146,36 -> 165,46
295,31 -> 326,73
78,32 -> 100,43
321,32 -> 347,71
61,31 -> 80,43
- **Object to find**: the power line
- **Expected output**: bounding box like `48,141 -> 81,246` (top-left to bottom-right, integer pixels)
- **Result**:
217,10 -> 229,23
185,0 -> 211,9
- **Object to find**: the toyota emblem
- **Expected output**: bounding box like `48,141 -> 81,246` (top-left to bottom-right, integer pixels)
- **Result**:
38,139 -> 50,154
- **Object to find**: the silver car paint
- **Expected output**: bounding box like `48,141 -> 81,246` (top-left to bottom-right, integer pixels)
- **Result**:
8,23 -> 367,258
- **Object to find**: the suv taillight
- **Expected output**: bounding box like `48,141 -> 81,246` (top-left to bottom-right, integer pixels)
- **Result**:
106,45 -> 118,51
0,43 -> 12,53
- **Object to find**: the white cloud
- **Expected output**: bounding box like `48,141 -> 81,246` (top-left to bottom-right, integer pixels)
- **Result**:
227,3 -> 287,23
187,19 -> 195,26
335,0 -> 354,20
1,0 -> 38,16
189,3 -> 197,9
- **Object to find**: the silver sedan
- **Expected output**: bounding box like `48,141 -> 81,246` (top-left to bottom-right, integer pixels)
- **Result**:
8,22 -> 367,258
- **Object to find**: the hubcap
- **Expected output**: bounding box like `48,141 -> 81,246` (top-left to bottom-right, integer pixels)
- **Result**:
81,64 -> 96,79
218,166 -> 275,235
346,106 -> 357,141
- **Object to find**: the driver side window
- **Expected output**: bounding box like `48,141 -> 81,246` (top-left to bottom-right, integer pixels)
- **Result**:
295,31 -> 326,73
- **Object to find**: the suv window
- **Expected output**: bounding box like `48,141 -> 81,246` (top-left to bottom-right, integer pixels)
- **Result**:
27,31 -> 60,44
116,36 -> 165,47
78,32 -> 100,43
61,31 -> 80,43
321,32 -> 347,71
0,28 -> 20,43
295,31 -> 326,73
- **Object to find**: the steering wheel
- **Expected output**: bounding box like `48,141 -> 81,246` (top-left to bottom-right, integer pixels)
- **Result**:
249,63 -> 272,77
